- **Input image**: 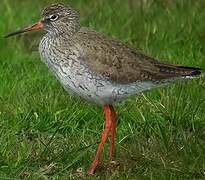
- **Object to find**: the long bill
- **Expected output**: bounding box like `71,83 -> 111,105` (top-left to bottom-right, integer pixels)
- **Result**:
4,21 -> 44,38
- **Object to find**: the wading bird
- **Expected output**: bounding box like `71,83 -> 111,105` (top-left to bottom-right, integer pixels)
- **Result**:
5,3 -> 201,175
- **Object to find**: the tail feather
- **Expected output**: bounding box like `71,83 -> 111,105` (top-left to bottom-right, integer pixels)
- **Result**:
155,63 -> 202,78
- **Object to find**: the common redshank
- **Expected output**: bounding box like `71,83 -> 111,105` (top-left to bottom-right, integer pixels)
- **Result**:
5,3 -> 201,175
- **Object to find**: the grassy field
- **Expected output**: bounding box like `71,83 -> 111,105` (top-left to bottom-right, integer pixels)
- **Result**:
1,0 -> 205,179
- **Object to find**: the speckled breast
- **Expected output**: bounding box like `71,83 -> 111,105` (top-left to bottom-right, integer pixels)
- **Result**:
38,35 -> 157,105
39,35 -> 118,105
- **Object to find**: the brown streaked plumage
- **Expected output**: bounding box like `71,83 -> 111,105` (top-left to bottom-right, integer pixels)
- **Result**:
5,3 -> 201,175
74,28 -> 201,83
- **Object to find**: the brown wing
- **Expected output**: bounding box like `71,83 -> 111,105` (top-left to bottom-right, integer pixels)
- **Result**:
76,28 -> 201,84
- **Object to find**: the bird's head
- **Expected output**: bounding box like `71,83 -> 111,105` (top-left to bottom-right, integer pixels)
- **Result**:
5,3 -> 81,38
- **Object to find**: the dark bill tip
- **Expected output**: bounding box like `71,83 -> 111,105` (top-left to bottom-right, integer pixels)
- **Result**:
4,29 -> 25,38
4,21 -> 44,38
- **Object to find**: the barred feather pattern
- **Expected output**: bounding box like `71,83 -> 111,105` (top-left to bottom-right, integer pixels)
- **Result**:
39,34 -> 162,105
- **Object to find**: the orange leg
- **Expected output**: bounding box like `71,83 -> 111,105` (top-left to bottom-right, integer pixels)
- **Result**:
109,105 -> 117,159
88,105 -> 117,175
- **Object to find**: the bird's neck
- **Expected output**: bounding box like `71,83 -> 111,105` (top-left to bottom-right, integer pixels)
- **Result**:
48,23 -> 81,39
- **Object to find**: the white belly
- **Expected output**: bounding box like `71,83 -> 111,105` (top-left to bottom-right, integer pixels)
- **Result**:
41,55 -> 158,105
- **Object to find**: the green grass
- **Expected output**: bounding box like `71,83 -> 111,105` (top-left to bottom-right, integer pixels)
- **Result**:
1,0 -> 205,179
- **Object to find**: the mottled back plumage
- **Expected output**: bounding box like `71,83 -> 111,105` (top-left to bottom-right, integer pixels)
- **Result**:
74,28 -> 201,83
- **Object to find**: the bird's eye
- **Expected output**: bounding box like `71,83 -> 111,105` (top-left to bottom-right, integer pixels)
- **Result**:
49,14 -> 59,21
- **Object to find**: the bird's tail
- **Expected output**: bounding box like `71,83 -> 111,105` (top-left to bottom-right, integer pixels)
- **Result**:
155,63 -> 202,79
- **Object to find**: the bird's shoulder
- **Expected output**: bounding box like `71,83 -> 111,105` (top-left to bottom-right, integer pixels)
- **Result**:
72,27 -> 160,83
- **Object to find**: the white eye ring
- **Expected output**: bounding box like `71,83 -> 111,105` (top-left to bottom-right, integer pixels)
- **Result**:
49,14 -> 59,21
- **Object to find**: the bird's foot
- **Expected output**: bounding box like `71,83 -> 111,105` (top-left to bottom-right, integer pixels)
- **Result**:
87,159 -> 100,176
